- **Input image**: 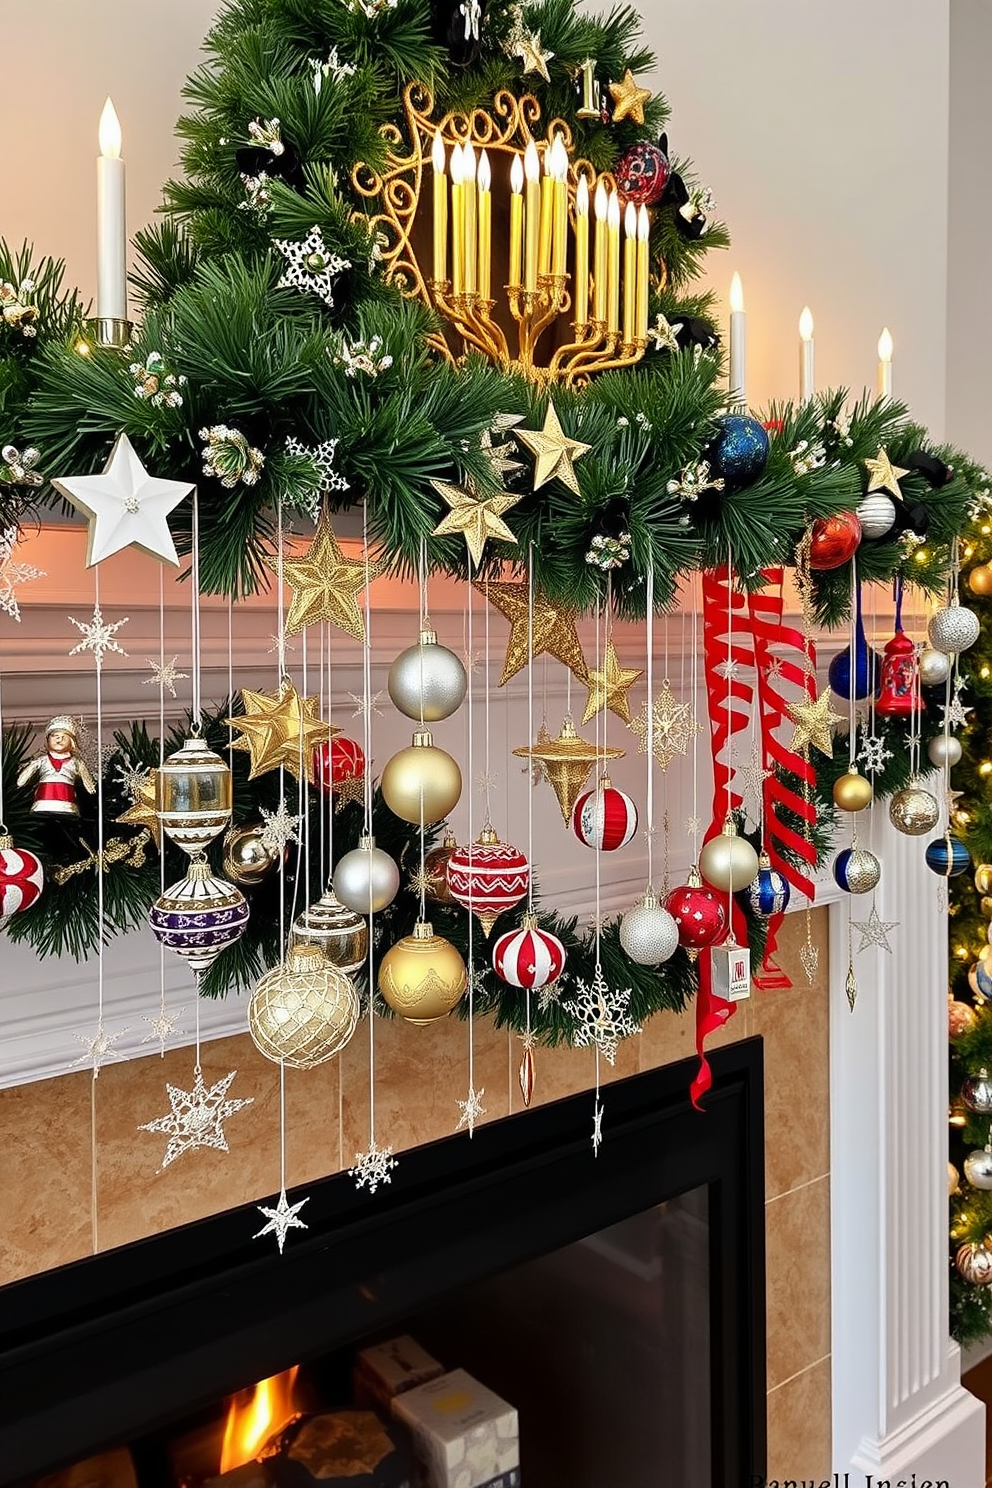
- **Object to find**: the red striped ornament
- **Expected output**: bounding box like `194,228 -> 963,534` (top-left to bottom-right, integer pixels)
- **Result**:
0,833 -> 44,919
572,778 -> 637,851
446,825 -> 530,936
493,915 -> 566,990
312,736 -> 365,794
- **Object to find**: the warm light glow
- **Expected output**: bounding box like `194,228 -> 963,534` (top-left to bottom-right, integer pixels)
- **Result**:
477,150 -> 491,192
637,203 -> 650,241
98,97 -> 122,159
524,139 -> 540,184
607,191 -> 621,230
432,130 -> 445,175
979,759 -> 992,774
594,179 -> 609,222
729,271 -> 744,314
878,326 -> 893,362
219,1367 -> 300,1473
799,306 -> 814,341
623,200 -> 637,238
575,174 -> 589,215
914,548 -> 929,563
510,153 -> 524,194
449,141 -> 464,186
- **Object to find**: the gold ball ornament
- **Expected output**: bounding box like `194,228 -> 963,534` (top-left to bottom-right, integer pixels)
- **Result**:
888,783 -> 939,836
222,822 -> 281,885
290,886 -> 368,973
832,769 -> 873,812
380,729 -> 462,826
378,921 -> 468,1025
976,864 -> 992,896
248,943 -> 360,1068
156,732 -> 232,855
698,816 -> 760,893
949,1162 -> 960,1197
969,564 -> 992,597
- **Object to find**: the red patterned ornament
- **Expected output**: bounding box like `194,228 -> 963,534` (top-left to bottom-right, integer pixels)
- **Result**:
614,140 -> 670,205
664,869 -> 727,958
446,825 -> 530,936
312,736 -> 365,794
949,996 -> 977,1039
572,776 -> 637,851
807,512 -> 862,571
0,832 -> 44,923
493,913 -> 566,990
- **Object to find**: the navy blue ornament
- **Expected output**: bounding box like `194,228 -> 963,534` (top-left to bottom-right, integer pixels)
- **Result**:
925,833 -> 971,878
976,959 -> 992,999
833,846 -> 881,894
828,584 -> 880,701
745,856 -> 791,917
705,415 -> 770,491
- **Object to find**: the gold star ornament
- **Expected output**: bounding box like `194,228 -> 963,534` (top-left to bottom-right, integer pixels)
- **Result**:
608,69 -> 652,126
785,687 -> 843,757
430,473 -> 521,567
515,402 -> 592,495
511,28 -> 554,82
116,768 -> 162,849
475,578 -> 589,685
227,678 -> 337,783
267,513 -> 381,642
582,643 -> 643,725
864,447 -> 909,501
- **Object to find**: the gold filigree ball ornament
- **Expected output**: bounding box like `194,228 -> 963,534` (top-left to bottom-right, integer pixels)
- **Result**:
832,769 -> 873,813
918,646 -> 951,689
964,1146 -> 992,1191
149,856 -> 249,973
955,1241 -> 992,1286
388,629 -> 467,722
619,890 -> 679,967
888,783 -> 939,836
968,564 -> 992,597
222,822 -> 282,886
156,731 -> 232,854
332,834 -> 401,914
927,734 -> 962,769
963,1069 -> 992,1114
698,816 -> 760,894
380,729 -> 462,826
422,827 -> 459,904
927,597 -> 981,655
975,864 -> 992,896
378,920 -> 468,1024
290,885 -> 368,973
248,944 -> 359,1068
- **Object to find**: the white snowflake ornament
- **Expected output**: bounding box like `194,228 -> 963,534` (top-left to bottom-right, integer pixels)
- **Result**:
275,226 -> 351,308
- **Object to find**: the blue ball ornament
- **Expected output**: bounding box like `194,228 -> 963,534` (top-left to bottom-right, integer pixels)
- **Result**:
745,858 -> 791,918
706,415 -> 770,490
924,834 -> 971,878
976,959 -> 992,999
833,846 -> 881,894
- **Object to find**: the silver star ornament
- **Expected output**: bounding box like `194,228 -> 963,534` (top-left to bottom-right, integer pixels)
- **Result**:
52,433 -> 193,568
255,1189 -> 309,1253
139,1066 -> 253,1169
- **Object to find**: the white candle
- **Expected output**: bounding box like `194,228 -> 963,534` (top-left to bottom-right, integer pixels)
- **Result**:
729,270 -> 746,405
97,98 -> 127,322
799,305 -> 815,403
877,326 -> 893,398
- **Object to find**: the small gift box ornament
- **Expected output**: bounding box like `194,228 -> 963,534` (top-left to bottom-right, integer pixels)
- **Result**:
710,937 -> 751,1003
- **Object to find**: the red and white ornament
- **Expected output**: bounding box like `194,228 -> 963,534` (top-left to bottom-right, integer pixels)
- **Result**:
446,826 -> 530,936
572,777 -> 637,852
493,914 -> 566,990
0,832 -> 44,922
664,869 -> 727,956
312,735 -> 365,794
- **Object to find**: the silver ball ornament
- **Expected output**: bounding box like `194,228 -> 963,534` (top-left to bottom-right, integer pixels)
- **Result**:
963,1069 -> 992,1114
918,647 -> 951,688
927,734 -> 962,769
698,817 -> 760,893
927,602 -> 981,655
965,1148 -> 992,1191
388,629 -> 467,722
888,784 -> 939,836
619,891 -> 679,966
855,492 -> 896,540
332,834 -> 400,914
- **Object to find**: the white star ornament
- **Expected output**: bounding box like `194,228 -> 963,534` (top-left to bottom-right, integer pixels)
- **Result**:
52,433 -> 193,568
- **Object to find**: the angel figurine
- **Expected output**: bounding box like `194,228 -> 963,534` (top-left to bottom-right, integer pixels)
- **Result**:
17,715 -> 96,817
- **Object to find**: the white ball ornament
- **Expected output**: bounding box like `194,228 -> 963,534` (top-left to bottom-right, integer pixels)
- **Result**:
332,834 -> 400,914
388,629 -> 467,723
964,1147 -> 992,1191
927,600 -> 981,655
698,817 -> 760,894
918,647 -> 951,689
855,493 -> 897,540
927,734 -> 962,769
619,891 -> 679,967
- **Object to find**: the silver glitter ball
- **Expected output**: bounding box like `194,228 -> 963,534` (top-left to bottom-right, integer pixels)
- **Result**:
388,629 -> 467,723
856,492 -> 896,540
918,646 -> 951,688
965,1148 -> 992,1191
838,847 -> 881,894
332,834 -> 400,914
619,892 -> 679,966
963,1069 -> 992,1114
888,784 -> 939,836
927,602 -> 981,655
927,734 -> 962,769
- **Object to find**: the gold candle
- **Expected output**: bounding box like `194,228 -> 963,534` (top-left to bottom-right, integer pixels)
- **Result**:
431,131 -> 447,285
450,142 -> 465,295
636,204 -> 650,339
477,149 -> 492,301
606,190 -> 621,334
509,153 -> 524,287
538,142 -> 554,277
622,201 -> 637,346
524,140 -> 540,292
462,141 -> 477,296
592,179 -> 608,323
550,135 -> 568,278
574,174 -> 590,327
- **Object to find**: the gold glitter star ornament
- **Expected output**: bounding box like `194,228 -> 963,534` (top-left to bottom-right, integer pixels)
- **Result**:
475,578 -> 588,685
608,69 -> 652,125
582,643 -> 643,725
267,513 -> 381,641
515,402 -> 592,495
227,677 -> 333,783
430,474 -> 521,567
785,687 -> 843,757
864,447 -> 909,501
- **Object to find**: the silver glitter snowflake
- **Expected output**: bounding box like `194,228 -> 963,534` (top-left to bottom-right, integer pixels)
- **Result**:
141,1005 -> 186,1054
852,903 -> 898,954
857,728 -> 893,776
0,524 -> 44,621
941,691 -> 970,730
350,1138 -> 398,1194
139,1067 -> 253,1169
348,689 -> 384,718
115,759 -> 152,803
255,1189 -> 309,1253
629,680 -> 700,771
537,981 -> 561,1013
285,434 -> 349,517
275,226 -> 351,308
68,604 -> 129,669
260,798 -> 300,854
142,655 -> 188,698
647,313 -> 683,352
591,1099 -> 604,1155
71,1021 -> 130,1075
456,1085 -> 487,1135
685,814 -> 703,840
737,750 -> 770,823
715,657 -> 743,683
564,967 -> 641,1066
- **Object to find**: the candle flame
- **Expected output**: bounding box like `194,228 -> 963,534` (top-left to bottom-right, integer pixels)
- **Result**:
432,130 -> 445,174
729,271 -> 744,314
550,135 -> 569,181
623,201 -> 637,237
462,141 -> 476,180
575,175 -> 589,215
799,305 -> 814,341
878,326 -> 893,361
98,97 -> 122,159
594,180 -> 609,221
510,153 -> 524,194
607,191 -> 621,230
637,203 -> 650,241
449,141 -> 464,185
524,139 -> 540,183
477,150 -> 491,192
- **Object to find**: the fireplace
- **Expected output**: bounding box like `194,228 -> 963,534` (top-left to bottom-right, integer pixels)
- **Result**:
0,1039 -> 765,1486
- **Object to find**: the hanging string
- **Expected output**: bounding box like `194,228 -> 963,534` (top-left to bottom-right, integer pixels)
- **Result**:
848,556 -> 858,771
690,577 -> 701,863
594,585 -> 603,967
525,545 -> 535,1049
645,560 -> 655,889
226,595 -> 234,763
279,1059 -> 287,1194
156,567 -> 168,1050
275,494 -> 286,683
362,502 -> 379,1150
0,650 -> 5,828
94,566 -> 106,1048
483,580 -> 492,823
466,577 -> 476,1114
190,493 -> 202,730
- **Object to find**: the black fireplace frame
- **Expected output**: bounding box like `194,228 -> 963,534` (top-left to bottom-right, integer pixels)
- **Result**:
0,1037 -> 765,1486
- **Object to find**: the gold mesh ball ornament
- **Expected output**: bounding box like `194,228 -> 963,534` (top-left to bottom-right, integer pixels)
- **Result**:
248,944 -> 360,1068
290,886 -> 369,973
156,732 -> 232,855
378,921 -> 468,1025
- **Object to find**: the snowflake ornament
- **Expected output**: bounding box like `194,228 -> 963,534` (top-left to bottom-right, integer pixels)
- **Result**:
68,604 -> 129,669
260,798 -> 300,854
629,680 -> 700,771
139,1066 -> 254,1169
71,1021 -> 130,1075
857,728 -> 893,776
348,689 -> 384,718
142,655 -> 188,698
141,1005 -> 186,1054
285,434 -> 349,518
275,226 -> 351,308
564,966 -> 641,1066
591,1099 -> 604,1155
255,1189 -> 309,1253
456,1085 -> 487,1135
0,524 -> 44,621
115,758 -> 152,802
350,1138 -> 398,1194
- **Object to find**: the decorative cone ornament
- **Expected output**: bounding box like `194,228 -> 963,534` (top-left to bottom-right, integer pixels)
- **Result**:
388,628 -> 467,722
572,776 -> 638,851
0,831 -> 44,921
664,869 -> 727,958
446,826 -> 530,936
149,856 -> 249,972
827,583 -> 879,701
513,716 -> 623,824
746,853 -> 790,918
493,913 -> 566,989
248,944 -> 360,1067
698,815 -> 760,892
156,732 -> 232,855
380,728 -> 462,826
290,885 -> 368,972
619,890 -> 679,966
378,920 -> 468,1024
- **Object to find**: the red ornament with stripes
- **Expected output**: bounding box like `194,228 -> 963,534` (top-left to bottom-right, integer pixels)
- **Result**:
446,827 -> 530,936
572,778 -> 637,851
312,736 -> 365,794
493,915 -> 566,990
0,835 -> 44,918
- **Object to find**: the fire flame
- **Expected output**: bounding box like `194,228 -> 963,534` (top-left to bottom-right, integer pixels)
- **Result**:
218,1365 -> 300,1473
